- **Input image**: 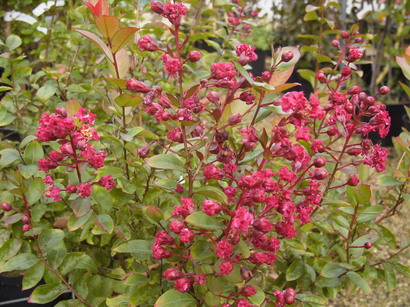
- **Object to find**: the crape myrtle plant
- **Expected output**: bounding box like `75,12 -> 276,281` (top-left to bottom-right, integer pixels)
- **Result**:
0,0 -> 409,306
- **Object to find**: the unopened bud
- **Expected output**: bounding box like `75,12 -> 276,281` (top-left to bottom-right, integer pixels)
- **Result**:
150,1 -> 164,14
227,113 -> 242,126
126,79 -> 152,93
347,86 -> 361,95
313,169 -> 328,180
364,242 -> 372,249
240,267 -> 253,280
1,202 -> 12,211
378,86 -> 390,95
281,50 -> 294,63
331,39 -> 340,48
347,175 -> 360,186
55,107 -> 67,118
341,66 -> 352,76
22,215 -> 30,224
187,50 -> 201,62
137,144 -> 150,158
316,71 -> 327,83
206,91 -> 220,104
22,224 -> 31,232
341,31 -> 349,39
313,157 -> 327,167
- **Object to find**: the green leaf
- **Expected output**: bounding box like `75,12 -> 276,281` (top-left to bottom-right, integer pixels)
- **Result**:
296,294 -> 327,305
2,253 -> 40,272
390,262 -> 410,278
356,205 -> 384,223
36,84 -> 57,102
0,238 -> 23,261
106,295 -> 129,307
130,284 -> 158,306
190,239 -> 213,260
204,292 -> 220,306
146,154 -> 185,172
23,262 -> 45,290
95,15 -> 120,39
18,165 -> 38,179
286,258 -> 305,281
0,148 -> 20,168
28,283 -> 67,304
59,252 -> 87,275
67,211 -> 92,231
321,262 -> 346,278
248,285 -> 265,306
346,271 -> 371,292
92,185 -> 112,214
383,263 -> 396,291
6,34 -> 22,50
114,94 -> 142,107
195,186 -> 227,203
113,240 -> 153,260
185,212 -> 223,230
71,197 -> 91,217
95,214 -> 114,233
233,62 -> 254,86
111,27 -> 139,53
75,29 -> 114,62
24,142 -> 43,165
26,177 -> 45,205
154,289 -> 197,307
38,229 -> 65,253
377,175 -> 402,186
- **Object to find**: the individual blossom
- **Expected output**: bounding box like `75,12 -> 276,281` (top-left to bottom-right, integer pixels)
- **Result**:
203,164 -> 224,180
74,107 -> 96,125
346,48 -> 363,62
167,128 -> 183,143
231,208 -> 254,233
170,220 -> 185,234
278,166 -> 297,183
172,197 -> 195,218
280,91 -> 308,113
193,274 -> 206,285
203,199 -> 222,216
216,240 -> 233,259
210,62 -> 237,80
161,54 -> 182,76
363,144 -> 389,172
219,260 -> 234,275
162,2 -> 187,26
236,43 -> 258,66
152,244 -> 172,260
179,228 -> 194,243
174,277 -> 191,292
240,285 -> 257,297
98,175 -> 115,190
43,176 -> 62,201
38,158 -> 58,172
77,183 -> 92,198
82,146 -> 106,169
236,299 -> 251,307
164,268 -> 183,281
137,35 -> 159,52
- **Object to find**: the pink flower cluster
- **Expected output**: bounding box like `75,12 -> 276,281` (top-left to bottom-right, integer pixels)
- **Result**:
36,107 -> 115,202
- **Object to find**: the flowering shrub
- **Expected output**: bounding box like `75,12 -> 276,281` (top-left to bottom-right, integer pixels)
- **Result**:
0,1 -> 409,307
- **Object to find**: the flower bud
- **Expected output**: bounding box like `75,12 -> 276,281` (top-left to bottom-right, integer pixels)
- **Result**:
331,39 -> 340,48
66,184 -> 77,193
364,241 -> 372,249
227,113 -> 242,126
55,107 -> 67,118
261,71 -> 272,82
22,224 -> 31,232
313,169 -> 328,180
354,37 -> 363,43
341,66 -> 352,76
174,278 -> 191,292
347,86 -> 361,95
240,267 -> 253,280
1,202 -> 12,211
313,157 -> 327,167
215,130 -> 229,144
281,51 -> 294,63
347,148 -> 361,156
164,268 -> 183,281
150,1 -> 164,14
316,71 -> 327,83
347,175 -> 360,186
137,144 -> 150,158
22,215 -> 30,224
175,184 -> 184,193
206,91 -> 220,104
341,31 -> 349,39
365,96 -> 375,105
358,92 -> 368,102
284,288 -> 296,305
187,50 -> 201,62
126,79 -> 152,93
344,103 -> 354,114
378,86 -> 390,95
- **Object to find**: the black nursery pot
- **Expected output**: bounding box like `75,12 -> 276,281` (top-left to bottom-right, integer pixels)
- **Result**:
0,275 -> 70,306
366,103 -> 410,147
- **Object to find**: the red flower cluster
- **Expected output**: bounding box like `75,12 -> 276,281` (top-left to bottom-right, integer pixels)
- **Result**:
36,107 -> 115,201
